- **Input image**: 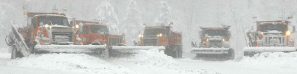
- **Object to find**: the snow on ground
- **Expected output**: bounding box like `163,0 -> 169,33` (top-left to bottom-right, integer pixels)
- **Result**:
0,48 -> 214,74
239,52 -> 297,70
110,48 -> 216,74
0,48 -> 10,59
6,53 -> 137,74
179,52 -> 297,74
2,47 -> 297,74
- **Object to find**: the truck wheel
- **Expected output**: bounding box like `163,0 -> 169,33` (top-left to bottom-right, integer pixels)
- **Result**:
172,46 -> 179,58
228,49 -> 235,60
177,46 -> 182,58
244,51 -> 255,57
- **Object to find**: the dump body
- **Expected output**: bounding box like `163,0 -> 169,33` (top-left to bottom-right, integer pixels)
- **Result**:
244,20 -> 296,56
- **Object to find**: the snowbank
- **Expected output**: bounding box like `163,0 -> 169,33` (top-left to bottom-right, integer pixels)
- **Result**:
240,52 -> 297,69
7,53 -> 137,74
111,48 -> 212,74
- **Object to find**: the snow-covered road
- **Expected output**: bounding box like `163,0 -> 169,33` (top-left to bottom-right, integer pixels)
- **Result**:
1,48 -> 297,74
0,48 -> 214,74
179,52 -> 297,74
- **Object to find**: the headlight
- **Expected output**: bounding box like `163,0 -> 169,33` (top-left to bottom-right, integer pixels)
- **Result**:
138,34 -> 143,38
75,24 -> 79,28
261,32 -> 264,35
286,30 -> 291,36
157,33 -> 162,37
49,25 -> 52,29
44,24 -> 49,28
222,39 -> 225,41
206,39 -> 209,42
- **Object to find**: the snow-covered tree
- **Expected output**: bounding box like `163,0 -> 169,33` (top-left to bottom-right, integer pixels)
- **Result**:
154,1 -> 172,26
121,0 -> 143,45
96,0 -> 120,33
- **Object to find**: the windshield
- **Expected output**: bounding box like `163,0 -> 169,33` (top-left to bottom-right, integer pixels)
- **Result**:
205,30 -> 227,37
144,28 -> 165,36
38,16 -> 69,26
260,24 -> 287,33
90,25 -> 109,33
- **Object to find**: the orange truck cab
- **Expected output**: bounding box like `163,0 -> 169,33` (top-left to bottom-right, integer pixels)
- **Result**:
138,24 -> 182,58
72,20 -> 125,46
20,12 -> 74,47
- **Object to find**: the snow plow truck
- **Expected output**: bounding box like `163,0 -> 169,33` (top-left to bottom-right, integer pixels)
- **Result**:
71,20 -> 126,46
244,20 -> 296,56
5,12 -> 107,59
191,26 -> 234,60
71,20 -> 166,57
137,23 -> 182,58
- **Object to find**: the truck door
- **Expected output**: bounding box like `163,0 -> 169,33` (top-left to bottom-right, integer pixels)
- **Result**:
80,26 -> 90,45
29,17 -> 38,43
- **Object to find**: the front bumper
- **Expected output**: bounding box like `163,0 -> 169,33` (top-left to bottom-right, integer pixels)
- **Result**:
191,48 -> 230,54
243,47 -> 296,52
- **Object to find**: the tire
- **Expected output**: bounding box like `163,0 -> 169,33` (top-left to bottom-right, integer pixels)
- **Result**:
165,45 -> 180,58
244,51 -> 255,57
228,49 -> 235,60
171,46 -> 178,58
177,46 -> 182,58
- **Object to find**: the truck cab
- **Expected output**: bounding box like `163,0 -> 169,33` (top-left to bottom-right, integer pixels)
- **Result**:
249,20 -> 294,47
138,24 -> 182,58
138,26 -> 182,46
72,20 -> 125,46
199,27 -> 231,48
21,12 -> 74,46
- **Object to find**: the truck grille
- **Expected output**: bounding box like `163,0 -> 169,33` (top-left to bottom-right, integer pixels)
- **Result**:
263,36 -> 286,46
52,32 -> 73,44
52,32 -> 72,36
208,40 -> 223,48
109,37 -> 121,46
143,39 -> 158,46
